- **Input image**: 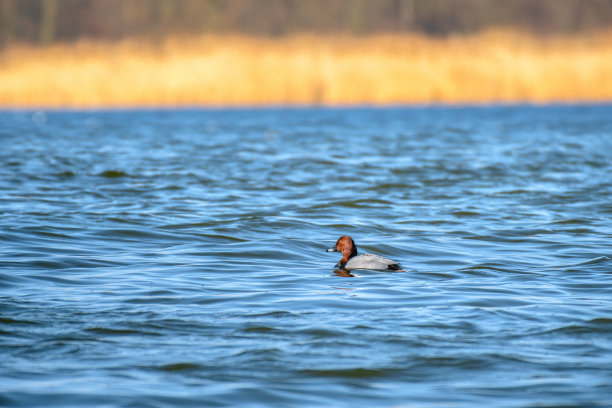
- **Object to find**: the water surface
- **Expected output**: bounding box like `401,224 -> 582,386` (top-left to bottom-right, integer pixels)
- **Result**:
1,105 -> 611,407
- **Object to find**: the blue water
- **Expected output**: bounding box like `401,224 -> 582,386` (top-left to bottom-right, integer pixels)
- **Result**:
1,105 -> 611,407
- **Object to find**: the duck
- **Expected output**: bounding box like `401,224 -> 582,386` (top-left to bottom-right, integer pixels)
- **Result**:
326,235 -> 403,271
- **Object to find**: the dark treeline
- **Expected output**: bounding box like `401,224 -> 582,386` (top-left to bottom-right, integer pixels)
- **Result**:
2,0 -> 612,46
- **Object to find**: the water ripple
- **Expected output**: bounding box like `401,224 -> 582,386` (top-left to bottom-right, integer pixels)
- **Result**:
1,106 -> 611,407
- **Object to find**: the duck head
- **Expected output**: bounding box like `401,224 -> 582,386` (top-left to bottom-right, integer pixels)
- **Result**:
326,235 -> 358,268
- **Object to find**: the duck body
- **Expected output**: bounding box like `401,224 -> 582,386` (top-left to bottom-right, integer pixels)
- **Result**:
344,253 -> 402,270
327,235 -> 402,271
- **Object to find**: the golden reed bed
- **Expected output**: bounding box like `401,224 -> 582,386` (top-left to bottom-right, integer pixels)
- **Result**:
1,30 -> 612,107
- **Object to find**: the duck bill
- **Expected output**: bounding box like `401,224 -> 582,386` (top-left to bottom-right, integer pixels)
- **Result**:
326,247 -> 337,252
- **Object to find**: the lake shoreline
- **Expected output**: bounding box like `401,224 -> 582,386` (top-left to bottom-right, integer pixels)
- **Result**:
2,29 -> 612,107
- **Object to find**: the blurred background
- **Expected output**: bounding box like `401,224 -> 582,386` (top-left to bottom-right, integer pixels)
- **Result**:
3,0 -> 612,45
1,0 -> 612,106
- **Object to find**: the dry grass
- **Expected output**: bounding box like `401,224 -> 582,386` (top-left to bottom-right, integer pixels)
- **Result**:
1,29 -> 612,107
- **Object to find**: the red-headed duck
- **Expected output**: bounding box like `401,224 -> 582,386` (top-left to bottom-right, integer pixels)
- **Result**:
326,235 -> 403,271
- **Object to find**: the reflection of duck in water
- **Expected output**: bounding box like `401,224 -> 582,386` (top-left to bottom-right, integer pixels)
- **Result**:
333,269 -> 355,278
327,235 -> 403,271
